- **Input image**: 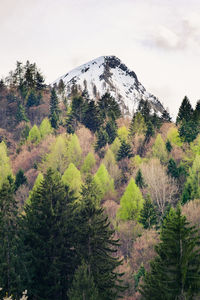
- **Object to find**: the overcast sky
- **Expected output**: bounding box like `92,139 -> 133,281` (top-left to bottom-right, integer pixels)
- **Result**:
1,0 -> 200,118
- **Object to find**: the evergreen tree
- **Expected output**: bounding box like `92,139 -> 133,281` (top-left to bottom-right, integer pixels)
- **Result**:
135,169 -> 145,188
139,195 -> 157,229
15,169 -> 27,191
117,139 -> 133,161
105,120 -> 117,144
140,206 -> 200,300
144,121 -> 154,143
73,178 -> 125,299
129,112 -> 147,137
82,100 -> 100,132
167,158 -> 179,179
178,119 -> 199,143
117,178 -> 144,221
49,88 -> 60,129
68,262 -> 99,300
165,139 -> 172,153
176,96 -> 193,124
95,128 -> 108,151
21,169 -> 76,300
26,90 -> 38,107
16,103 -> 29,123
161,109 -> 171,122
98,93 -> 121,121
26,172 -> 44,205
0,180 -> 21,298
193,99 -> 200,121
137,100 -> 150,122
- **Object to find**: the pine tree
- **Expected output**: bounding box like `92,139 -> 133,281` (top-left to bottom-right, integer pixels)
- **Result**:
117,139 -> 133,161
139,195 -> 157,229
105,120 -> 117,144
73,177 -> 125,299
0,180 -> 21,298
15,169 -> 27,191
82,100 -> 100,132
21,169 -> 76,300
193,99 -> 200,121
176,96 -> 193,124
140,206 -> 200,299
117,178 -> 144,221
178,119 -> 199,143
98,93 -> 121,121
49,88 -> 60,129
165,139 -> 172,153
68,262 -> 99,300
135,169 -> 145,188
167,158 -> 179,179
95,128 -> 108,151
137,100 -> 150,122
16,103 -> 29,123
129,112 -> 147,136
161,109 -> 171,122
144,121 -> 154,143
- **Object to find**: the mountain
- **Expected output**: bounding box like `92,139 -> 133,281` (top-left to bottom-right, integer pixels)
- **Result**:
53,55 -> 165,116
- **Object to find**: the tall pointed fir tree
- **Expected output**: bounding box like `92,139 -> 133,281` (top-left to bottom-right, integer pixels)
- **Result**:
140,206 -> 200,300
176,96 -> 193,124
21,169 -> 76,300
49,87 -> 60,129
139,194 -> 157,229
73,177 -> 125,299
0,179 -> 21,298
117,139 -> 133,161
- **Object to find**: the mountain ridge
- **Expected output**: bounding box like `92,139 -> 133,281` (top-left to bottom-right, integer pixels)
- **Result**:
53,55 -> 165,116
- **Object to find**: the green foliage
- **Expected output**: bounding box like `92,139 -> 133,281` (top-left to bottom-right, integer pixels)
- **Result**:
49,88 -> 60,129
134,264 -> 145,291
94,164 -> 115,200
26,89 -> 41,107
117,178 -> 144,221
67,134 -> 82,167
178,119 -> 199,143
135,169 -> 145,188
140,206 -> 200,299
82,100 -> 100,132
42,135 -> 68,173
117,139 -> 133,161
27,124 -> 41,144
73,179 -> 125,299
139,195 -> 157,229
16,103 -> 29,123
165,139 -> 172,152
81,152 -> 96,174
62,163 -> 82,197
110,137 -> 121,158
117,126 -> 129,142
95,128 -> 108,151
0,180 -> 21,298
27,172 -> 44,205
68,261 -> 99,300
182,154 -> 200,204
15,169 -> 27,191
167,158 -> 179,179
22,169 -> 75,300
167,127 -> 182,147
176,96 -> 193,124
137,99 -> 150,122
39,118 -> 53,138
105,120 -> 117,144
129,112 -> 147,136
0,142 -> 12,188
98,92 -> 121,121
152,134 -> 168,163
144,121 -> 154,143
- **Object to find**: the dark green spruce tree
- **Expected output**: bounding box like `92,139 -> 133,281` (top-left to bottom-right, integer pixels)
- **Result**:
21,169 -> 76,300
165,139 -> 172,153
117,139 -> 133,161
135,169 -> 145,188
105,120 -> 117,144
0,179 -> 21,298
139,195 -> 157,229
176,96 -> 193,124
73,177 -> 125,299
140,205 -> 200,300
68,261 -> 99,300
49,88 -> 60,129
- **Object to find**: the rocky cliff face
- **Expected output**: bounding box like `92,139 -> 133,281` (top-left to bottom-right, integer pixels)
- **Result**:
53,55 -> 165,116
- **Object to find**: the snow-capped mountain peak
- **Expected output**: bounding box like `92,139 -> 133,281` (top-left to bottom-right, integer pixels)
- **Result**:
53,55 -> 164,116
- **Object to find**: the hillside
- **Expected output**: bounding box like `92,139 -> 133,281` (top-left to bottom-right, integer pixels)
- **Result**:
0,61 -> 200,299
